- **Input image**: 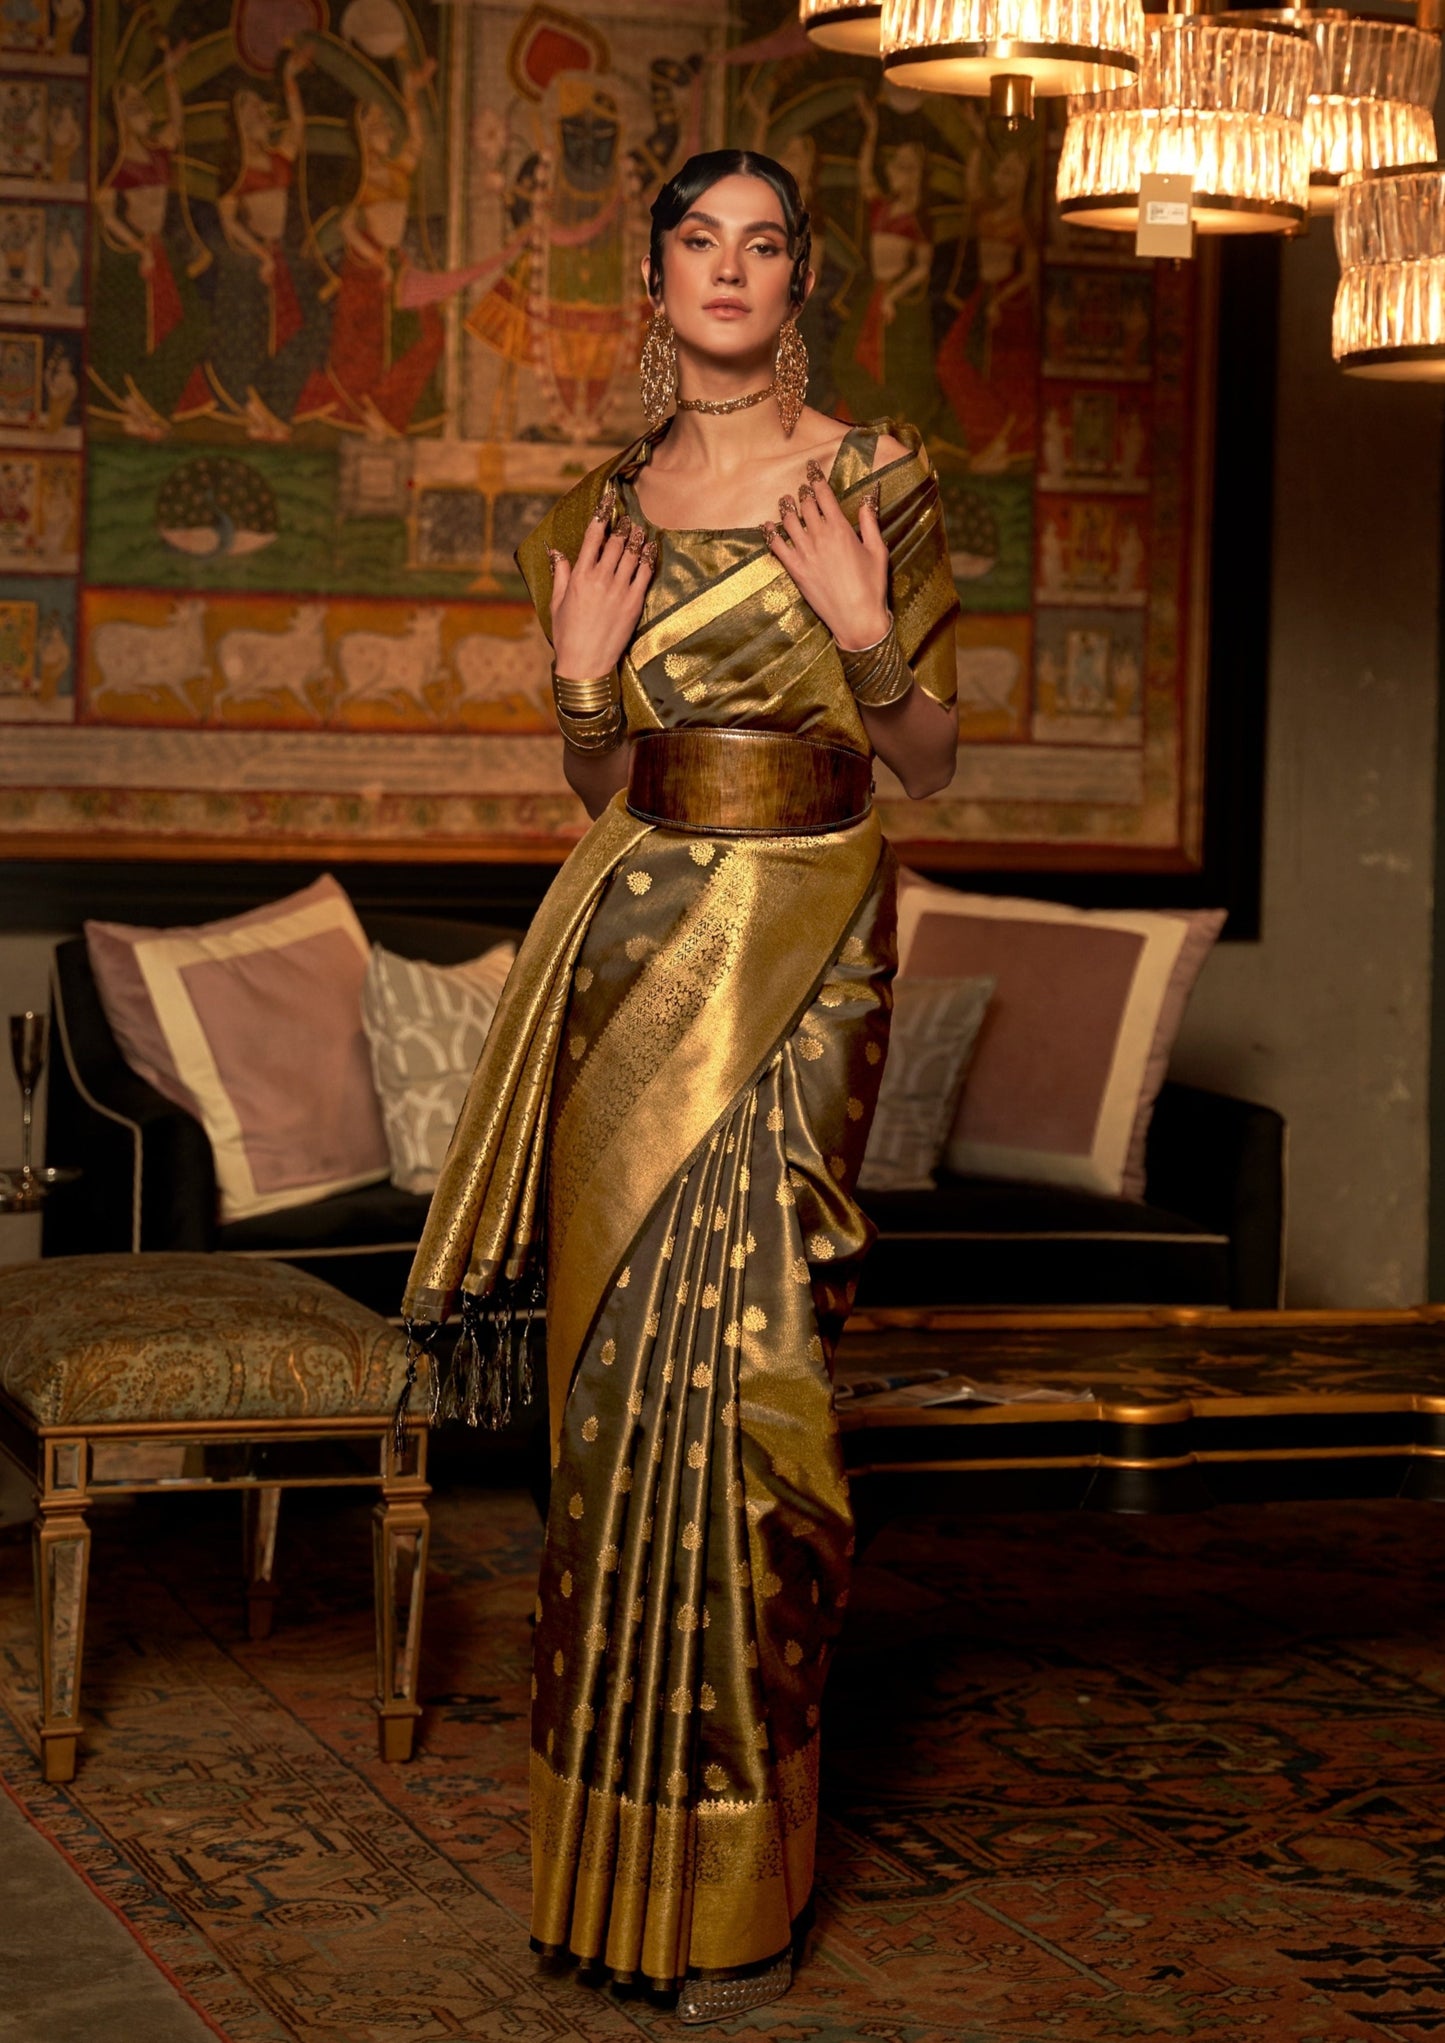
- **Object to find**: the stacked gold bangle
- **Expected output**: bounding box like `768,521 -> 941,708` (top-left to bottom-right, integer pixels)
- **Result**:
838,614 -> 913,708
553,668 -> 624,754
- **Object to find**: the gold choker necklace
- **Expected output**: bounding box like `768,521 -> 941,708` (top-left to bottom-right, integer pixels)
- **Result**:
676,384 -> 775,416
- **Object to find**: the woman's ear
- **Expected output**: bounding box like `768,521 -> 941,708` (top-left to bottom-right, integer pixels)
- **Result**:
639,254 -> 657,303
798,265 -> 817,309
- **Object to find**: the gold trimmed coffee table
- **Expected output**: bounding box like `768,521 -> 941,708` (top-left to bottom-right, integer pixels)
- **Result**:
0,1254 -> 429,1783
836,1306 -> 1445,1536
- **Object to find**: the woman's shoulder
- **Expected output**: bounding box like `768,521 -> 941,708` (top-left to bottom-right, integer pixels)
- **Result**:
540,431 -> 655,538
514,430 -> 655,624
863,418 -> 930,472
828,416 -> 932,498
872,428 -> 915,468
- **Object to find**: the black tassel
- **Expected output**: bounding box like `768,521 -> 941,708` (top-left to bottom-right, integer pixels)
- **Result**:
446,1267 -> 546,1431
393,1321 -> 444,1460
402,1265 -> 546,1437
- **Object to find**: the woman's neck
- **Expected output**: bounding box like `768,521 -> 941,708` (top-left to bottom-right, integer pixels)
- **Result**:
656,401 -> 795,477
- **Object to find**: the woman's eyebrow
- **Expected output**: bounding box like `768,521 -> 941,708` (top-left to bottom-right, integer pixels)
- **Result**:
677,209 -> 787,235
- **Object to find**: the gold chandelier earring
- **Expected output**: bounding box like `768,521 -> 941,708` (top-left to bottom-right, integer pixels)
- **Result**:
774,315 -> 809,436
640,307 -> 678,432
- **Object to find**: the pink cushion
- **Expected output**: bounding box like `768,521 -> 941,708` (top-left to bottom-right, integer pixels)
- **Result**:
85,876 -> 387,1222
897,875 -> 1225,1200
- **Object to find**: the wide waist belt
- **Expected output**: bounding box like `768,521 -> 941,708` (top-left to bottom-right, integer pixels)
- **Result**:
626,728 -> 873,837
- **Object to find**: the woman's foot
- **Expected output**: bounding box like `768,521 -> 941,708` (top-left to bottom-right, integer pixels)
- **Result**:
676,1954 -> 791,2026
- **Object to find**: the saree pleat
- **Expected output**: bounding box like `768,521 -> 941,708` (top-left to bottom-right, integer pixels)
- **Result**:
402,414 -> 958,1988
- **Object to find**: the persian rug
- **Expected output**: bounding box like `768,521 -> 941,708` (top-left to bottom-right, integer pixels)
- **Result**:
2,1482 -> 1445,2042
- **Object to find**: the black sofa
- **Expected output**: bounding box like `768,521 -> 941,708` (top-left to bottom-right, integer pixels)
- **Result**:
42,913 -> 1286,1313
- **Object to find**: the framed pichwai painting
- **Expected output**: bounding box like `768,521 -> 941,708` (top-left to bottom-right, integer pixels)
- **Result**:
0,0 -> 1268,930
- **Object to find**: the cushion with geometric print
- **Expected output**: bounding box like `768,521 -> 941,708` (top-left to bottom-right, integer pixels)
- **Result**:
361,942 -> 515,1194
858,975 -> 995,1193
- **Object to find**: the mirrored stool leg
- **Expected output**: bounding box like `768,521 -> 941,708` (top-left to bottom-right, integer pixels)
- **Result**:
33,1444 -> 91,1783
243,1485 -> 282,1642
372,1441 -> 430,1762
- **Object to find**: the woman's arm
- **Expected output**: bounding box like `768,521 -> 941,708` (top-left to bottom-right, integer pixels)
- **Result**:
767,434 -> 959,800
563,741 -> 631,818
546,494 -> 656,821
861,682 -> 956,798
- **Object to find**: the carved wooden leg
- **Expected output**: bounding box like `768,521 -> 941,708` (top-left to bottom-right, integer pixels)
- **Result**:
243,1485 -> 282,1642
372,1479 -> 430,1762
33,1494 -> 90,1784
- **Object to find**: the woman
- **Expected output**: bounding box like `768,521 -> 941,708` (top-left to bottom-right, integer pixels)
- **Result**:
93,49 -> 211,438
212,48 -> 325,441
837,100 -> 940,436
293,59 -> 443,437
403,149 -> 959,2023
937,143 -> 1039,472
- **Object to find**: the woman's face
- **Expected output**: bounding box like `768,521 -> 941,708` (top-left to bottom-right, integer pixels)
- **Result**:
886,143 -> 924,207
236,92 -> 271,147
358,100 -> 392,154
643,172 -> 809,370
119,86 -> 151,141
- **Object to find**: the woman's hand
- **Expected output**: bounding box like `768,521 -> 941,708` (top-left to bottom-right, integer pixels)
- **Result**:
765,465 -> 890,652
550,487 -> 657,678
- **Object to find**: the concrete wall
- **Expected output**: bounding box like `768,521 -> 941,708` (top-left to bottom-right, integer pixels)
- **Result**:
1170,222 -> 1441,1307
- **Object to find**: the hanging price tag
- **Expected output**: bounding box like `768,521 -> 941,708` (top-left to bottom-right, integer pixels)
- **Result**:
1135,173 -> 1194,259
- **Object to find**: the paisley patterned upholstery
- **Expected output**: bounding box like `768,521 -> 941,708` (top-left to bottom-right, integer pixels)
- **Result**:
0,1254 -> 411,1426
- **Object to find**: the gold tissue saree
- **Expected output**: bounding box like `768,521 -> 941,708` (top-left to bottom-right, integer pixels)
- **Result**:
403,419 -> 957,1990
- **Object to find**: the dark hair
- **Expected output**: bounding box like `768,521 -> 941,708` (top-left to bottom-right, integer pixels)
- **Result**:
647,149 -> 811,309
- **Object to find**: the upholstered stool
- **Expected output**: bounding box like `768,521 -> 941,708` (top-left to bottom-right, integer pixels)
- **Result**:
0,1253 -> 428,1782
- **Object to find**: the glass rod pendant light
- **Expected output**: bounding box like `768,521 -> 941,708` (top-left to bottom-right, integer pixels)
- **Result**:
800,0 -> 882,54
1334,162 -> 1445,377
878,0 -> 1144,123
1056,14 -> 1316,234
1238,10 -> 1440,209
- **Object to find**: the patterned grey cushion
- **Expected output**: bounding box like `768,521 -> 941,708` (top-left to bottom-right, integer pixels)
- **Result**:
858,976 -> 995,1193
361,943 -> 515,1194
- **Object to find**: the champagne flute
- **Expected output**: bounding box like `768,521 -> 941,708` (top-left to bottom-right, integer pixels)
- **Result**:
9,1009 -> 45,1190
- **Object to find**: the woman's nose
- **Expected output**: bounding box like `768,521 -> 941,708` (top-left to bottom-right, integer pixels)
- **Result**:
714,248 -> 744,283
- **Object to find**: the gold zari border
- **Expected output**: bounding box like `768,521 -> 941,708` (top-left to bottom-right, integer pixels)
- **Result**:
530,1738 -> 819,1977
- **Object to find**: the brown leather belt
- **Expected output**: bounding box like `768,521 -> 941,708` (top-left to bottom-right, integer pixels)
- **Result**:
626,728 -> 873,837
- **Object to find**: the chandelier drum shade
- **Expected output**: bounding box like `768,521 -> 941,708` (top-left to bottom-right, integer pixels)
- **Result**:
1056,16 -> 1316,234
878,0 -> 1144,102
1333,162 -> 1445,377
800,0 -> 883,52
1237,10 -> 1440,208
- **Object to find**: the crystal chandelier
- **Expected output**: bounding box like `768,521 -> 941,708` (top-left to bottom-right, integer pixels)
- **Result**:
1334,162 -> 1445,377
1279,9 -> 1440,209
878,0 -> 1144,122
1056,14 -> 1317,233
800,0 -> 882,53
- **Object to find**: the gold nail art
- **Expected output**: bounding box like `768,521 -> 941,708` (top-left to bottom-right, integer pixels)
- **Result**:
644,538 -> 660,566
762,520 -> 780,541
805,459 -> 826,482
797,482 -> 816,505
778,494 -> 798,520
593,480 -> 616,522
863,483 -> 882,515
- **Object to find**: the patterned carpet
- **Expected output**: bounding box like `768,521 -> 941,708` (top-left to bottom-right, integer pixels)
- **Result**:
2,1480 -> 1445,2042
